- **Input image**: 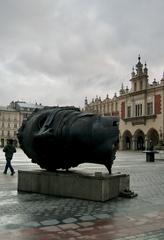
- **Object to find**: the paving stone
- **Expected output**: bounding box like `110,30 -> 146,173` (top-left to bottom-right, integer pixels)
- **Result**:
93,213 -> 111,219
78,222 -> 95,227
58,223 -> 80,230
62,218 -> 77,224
41,219 -> 60,226
1,150 -> 164,239
78,226 -> 95,232
39,225 -> 61,232
23,221 -> 41,227
4,224 -> 23,230
66,230 -> 81,237
79,215 -> 96,221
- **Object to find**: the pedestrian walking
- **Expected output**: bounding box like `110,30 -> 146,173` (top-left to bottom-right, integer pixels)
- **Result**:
3,139 -> 16,175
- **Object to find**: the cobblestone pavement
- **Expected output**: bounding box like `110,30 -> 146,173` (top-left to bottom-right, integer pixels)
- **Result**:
0,149 -> 164,239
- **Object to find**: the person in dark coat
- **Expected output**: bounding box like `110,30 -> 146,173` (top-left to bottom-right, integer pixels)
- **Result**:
3,139 -> 16,175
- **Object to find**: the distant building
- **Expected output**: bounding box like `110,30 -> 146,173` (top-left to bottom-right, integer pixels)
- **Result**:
0,101 -> 43,147
85,56 -> 164,150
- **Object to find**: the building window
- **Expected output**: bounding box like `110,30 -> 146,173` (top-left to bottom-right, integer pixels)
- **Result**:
127,106 -> 131,118
135,104 -> 142,116
134,82 -> 137,91
140,81 -> 143,90
147,102 -> 153,115
7,131 -> 10,137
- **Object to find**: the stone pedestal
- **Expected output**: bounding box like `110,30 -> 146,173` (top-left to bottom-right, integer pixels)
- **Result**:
18,170 -> 130,202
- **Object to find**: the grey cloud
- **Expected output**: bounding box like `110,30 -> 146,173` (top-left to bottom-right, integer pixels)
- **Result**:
0,0 -> 164,107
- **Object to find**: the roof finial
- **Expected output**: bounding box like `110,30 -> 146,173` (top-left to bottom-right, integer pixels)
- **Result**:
131,66 -> 135,77
144,61 -> 148,75
138,54 -> 141,62
85,97 -> 88,105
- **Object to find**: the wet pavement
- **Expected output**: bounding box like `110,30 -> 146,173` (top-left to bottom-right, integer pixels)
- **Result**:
0,149 -> 164,239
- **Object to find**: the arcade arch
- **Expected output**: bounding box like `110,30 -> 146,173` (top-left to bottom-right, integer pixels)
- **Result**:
121,128 -> 160,151
146,128 -> 159,148
133,129 -> 145,150
122,130 -> 132,150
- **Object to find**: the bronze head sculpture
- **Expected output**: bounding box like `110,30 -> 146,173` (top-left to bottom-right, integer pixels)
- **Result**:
18,106 -> 119,174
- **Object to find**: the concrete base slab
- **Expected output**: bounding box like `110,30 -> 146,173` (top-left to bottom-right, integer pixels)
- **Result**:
18,170 -> 130,202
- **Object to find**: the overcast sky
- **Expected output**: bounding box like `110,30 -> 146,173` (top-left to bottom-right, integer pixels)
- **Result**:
0,0 -> 164,108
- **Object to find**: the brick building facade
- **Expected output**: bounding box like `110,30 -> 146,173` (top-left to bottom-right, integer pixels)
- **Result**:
85,56 -> 164,150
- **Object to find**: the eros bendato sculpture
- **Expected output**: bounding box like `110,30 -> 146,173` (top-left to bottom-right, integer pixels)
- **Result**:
18,106 -> 119,174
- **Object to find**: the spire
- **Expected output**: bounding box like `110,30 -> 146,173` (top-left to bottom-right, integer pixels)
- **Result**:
125,86 -> 129,93
138,54 -> 141,62
119,83 -> 125,95
153,78 -> 157,86
85,97 -> 88,106
131,66 -> 135,78
136,54 -> 143,75
144,62 -> 148,75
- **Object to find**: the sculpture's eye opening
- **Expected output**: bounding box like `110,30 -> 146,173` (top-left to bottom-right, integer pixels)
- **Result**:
113,121 -> 119,126
38,115 -> 48,129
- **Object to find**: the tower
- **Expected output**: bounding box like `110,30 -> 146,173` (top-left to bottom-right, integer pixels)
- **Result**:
130,55 -> 149,92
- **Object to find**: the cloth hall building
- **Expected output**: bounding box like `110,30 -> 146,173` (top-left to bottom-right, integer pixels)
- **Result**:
84,56 -> 164,150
